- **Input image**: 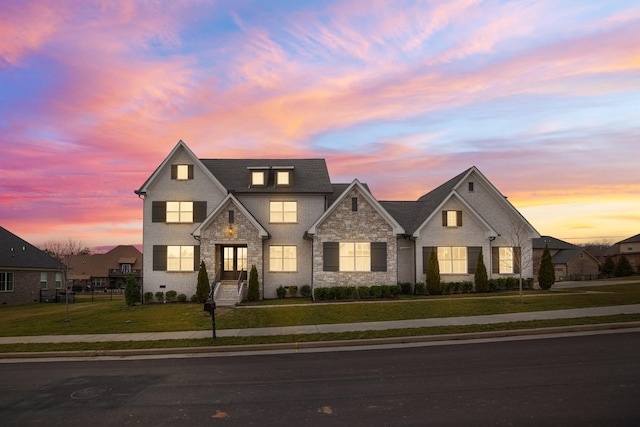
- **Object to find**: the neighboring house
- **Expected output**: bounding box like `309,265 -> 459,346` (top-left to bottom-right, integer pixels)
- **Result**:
0,226 -> 65,306
135,141 -> 540,304
67,245 -> 143,291
607,233 -> 640,272
533,236 -> 600,281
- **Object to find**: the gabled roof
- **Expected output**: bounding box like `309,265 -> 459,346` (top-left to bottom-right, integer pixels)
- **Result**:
307,179 -> 405,236
135,140 -> 227,196
200,158 -> 333,194
192,194 -> 269,239
328,183 -> 371,207
0,226 -> 65,270
551,249 -> 584,264
413,190 -> 499,238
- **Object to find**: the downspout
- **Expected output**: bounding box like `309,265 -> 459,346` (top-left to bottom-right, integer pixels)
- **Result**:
488,236 -> 496,279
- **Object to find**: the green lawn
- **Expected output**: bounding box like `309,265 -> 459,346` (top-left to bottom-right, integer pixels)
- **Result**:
1,282 -> 639,337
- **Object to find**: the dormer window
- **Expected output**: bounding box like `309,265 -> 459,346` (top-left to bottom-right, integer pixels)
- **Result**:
274,166 -> 294,187
172,164 -> 193,180
251,171 -> 266,186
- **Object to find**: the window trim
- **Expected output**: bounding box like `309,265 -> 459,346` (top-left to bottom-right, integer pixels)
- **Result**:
0,272 -> 14,292
275,170 -> 291,187
339,242 -> 371,272
166,201 -> 194,223
171,164 -> 194,180
40,272 -> 48,290
442,210 -> 463,227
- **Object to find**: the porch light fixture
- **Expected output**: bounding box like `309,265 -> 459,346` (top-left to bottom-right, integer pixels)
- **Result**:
225,224 -> 235,238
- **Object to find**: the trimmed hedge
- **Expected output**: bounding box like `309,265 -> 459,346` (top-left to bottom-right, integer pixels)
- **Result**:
313,285 -> 401,301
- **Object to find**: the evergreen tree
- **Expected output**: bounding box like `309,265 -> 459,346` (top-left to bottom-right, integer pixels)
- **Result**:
537,245 -> 555,290
196,261 -> 210,303
601,256 -> 615,278
474,252 -> 488,293
124,273 -> 141,306
614,255 -> 635,277
247,264 -> 260,301
426,249 -> 442,295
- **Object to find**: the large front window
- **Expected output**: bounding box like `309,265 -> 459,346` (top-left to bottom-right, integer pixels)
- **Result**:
340,242 -> 370,271
0,272 -> 14,292
270,201 -> 297,223
167,246 -> 194,271
270,246 -> 297,272
166,202 -> 193,223
499,247 -> 514,274
438,247 -> 467,274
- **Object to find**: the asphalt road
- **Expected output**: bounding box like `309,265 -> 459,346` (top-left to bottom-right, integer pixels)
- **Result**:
1,331 -> 639,426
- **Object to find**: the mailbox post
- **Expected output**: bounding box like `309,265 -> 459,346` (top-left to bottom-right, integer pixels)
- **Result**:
204,299 -> 216,340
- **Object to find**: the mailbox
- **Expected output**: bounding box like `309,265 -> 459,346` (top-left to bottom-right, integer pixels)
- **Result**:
204,301 -> 215,313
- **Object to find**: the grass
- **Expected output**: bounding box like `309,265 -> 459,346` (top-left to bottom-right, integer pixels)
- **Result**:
1,281 -> 639,353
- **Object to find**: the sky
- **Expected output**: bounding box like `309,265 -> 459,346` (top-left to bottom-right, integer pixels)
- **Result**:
1,0 -> 639,251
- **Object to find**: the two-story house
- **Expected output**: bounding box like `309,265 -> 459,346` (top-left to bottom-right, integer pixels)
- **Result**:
135,141 -> 540,303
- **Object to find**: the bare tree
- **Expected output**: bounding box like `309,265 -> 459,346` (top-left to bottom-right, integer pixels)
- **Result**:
41,238 -> 84,322
507,215 -> 536,303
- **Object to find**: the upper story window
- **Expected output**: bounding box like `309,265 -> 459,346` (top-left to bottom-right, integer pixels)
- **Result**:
442,210 -> 462,227
251,170 -> 266,186
275,170 -> 290,186
166,201 -> 193,223
468,182 -> 474,192
270,201 -> 297,223
171,164 -> 193,180
121,264 -> 132,274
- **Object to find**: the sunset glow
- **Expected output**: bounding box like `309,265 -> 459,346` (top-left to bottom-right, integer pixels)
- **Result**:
1,0 -> 639,249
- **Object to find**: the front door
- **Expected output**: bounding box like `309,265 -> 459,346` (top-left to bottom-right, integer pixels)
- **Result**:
221,246 -> 248,280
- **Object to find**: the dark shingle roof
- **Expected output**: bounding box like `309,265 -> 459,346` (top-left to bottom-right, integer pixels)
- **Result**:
617,233 -> 640,245
379,201 -> 427,235
200,159 -> 333,194
0,226 -> 65,270
551,249 -> 583,264
533,236 -> 578,250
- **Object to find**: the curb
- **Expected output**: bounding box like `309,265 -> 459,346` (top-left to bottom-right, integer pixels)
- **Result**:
2,321 -> 640,360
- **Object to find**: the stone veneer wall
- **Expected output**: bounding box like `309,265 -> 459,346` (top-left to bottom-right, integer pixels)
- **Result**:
199,201 -> 263,297
313,187 -> 397,287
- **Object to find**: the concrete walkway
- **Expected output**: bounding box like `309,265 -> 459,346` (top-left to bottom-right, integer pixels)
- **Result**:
2,304 -> 640,345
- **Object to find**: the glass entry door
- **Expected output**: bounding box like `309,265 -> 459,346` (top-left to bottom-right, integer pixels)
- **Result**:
222,246 -> 247,280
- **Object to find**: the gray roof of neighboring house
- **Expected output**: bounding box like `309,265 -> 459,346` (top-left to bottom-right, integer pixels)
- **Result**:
68,245 -> 142,280
200,158 -> 333,194
533,236 -> 579,250
617,233 -> 640,245
0,226 -> 65,270
551,248 -> 583,264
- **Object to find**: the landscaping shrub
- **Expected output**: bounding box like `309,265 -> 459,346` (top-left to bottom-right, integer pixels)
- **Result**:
300,284 -> 312,298
474,252 -> 488,293
426,249 -> 442,295
414,282 -> 426,295
155,291 -> 164,303
196,261 -> 210,303
247,265 -> 260,301
461,281 -> 473,293
538,244 -> 555,290
190,294 -> 198,303
357,286 -> 371,299
288,286 -> 298,297
399,282 -> 413,295
124,274 -> 141,306
389,284 -> 402,297
615,255 -> 635,277
370,285 -> 383,298
177,293 -> 187,303
276,286 -> 286,299
165,290 -> 177,302
314,287 -> 327,301
143,291 -> 154,304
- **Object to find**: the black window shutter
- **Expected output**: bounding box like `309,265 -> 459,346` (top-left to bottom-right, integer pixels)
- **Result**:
153,245 -> 167,271
513,247 -> 521,274
194,245 -> 200,271
188,164 -> 194,179
422,246 -> 433,274
492,247 -> 499,274
371,242 -> 387,272
171,165 -> 177,180
152,201 -> 166,222
442,211 -> 447,226
194,202 -> 207,222
323,242 -> 339,271
457,211 -> 463,226
467,247 -> 481,274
